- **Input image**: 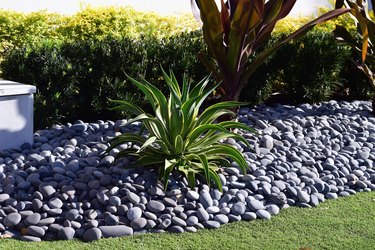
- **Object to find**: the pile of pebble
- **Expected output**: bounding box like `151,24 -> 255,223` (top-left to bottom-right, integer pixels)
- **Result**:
0,100 -> 374,242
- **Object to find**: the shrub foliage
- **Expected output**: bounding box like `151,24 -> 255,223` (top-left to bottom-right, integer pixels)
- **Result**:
0,8 -> 374,128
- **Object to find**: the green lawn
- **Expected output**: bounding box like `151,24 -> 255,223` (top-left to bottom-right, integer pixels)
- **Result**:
2,191 -> 375,250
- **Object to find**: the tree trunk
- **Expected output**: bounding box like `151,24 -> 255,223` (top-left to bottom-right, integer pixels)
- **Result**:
372,95 -> 375,115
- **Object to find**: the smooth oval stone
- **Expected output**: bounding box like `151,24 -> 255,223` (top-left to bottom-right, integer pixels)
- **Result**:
163,197 -> 177,207
88,220 -> 99,228
71,123 -> 87,133
27,225 -> 45,238
226,167 -> 241,176
206,206 -> 220,214
148,187 -> 164,196
83,228 -> 102,242
242,212 -> 257,221
100,155 -> 115,166
19,210 -> 33,217
20,235 -> 41,242
197,208 -> 209,222
145,219 -> 156,229
269,192 -> 287,206
39,184 -> 56,198
231,181 -> 246,189
130,218 -> 147,230
171,216 -> 187,227
65,209 -> 79,220
326,192 -> 338,199
147,200 -> 165,213
99,225 -> 133,237
266,205 -> 280,215
204,220 -> 220,229
297,190 -> 310,203
0,194 -> 10,203
105,214 -> 119,225
247,199 -> 265,212
144,211 -> 157,221
48,197 -> 63,209
256,209 -> 271,220
214,214 -> 229,224
168,225 -> 184,233
310,194 -> 320,207
185,226 -> 197,233
127,192 -> 140,204
231,202 -> 246,215
186,216 -> 199,226
38,218 -> 55,227
4,212 -> 22,227
25,213 -> 41,226
199,190 -> 213,208
109,196 -> 121,206
228,214 -> 242,222
273,180 -> 286,191
48,223 -> 63,233
127,207 -> 142,221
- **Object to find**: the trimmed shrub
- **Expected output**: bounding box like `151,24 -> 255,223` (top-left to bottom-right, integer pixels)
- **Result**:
0,7 -> 199,56
1,8 -> 373,128
1,32 -> 207,129
271,30 -> 350,103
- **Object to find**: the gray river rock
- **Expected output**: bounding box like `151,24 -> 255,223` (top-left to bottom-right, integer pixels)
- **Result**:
0,100 -> 374,242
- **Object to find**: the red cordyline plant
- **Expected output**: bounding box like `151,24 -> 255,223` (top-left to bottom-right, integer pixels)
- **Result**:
191,0 -> 350,102
334,0 -> 375,110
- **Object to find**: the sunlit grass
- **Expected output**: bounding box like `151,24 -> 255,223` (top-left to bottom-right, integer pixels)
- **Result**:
2,191 -> 375,250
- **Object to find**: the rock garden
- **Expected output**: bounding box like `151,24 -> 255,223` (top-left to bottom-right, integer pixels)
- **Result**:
0,0 -> 374,245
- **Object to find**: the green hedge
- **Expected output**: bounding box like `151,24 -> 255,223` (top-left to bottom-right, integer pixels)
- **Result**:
0,7 -> 199,55
1,9 -> 374,129
1,32 -> 207,129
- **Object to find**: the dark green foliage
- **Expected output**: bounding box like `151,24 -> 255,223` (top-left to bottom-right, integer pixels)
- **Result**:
271,31 -> 349,103
1,33 -> 206,129
240,30 -> 349,104
1,27 -> 373,129
340,53 -> 374,100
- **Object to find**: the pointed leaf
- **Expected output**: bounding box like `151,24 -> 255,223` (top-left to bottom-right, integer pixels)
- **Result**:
190,0 -> 202,24
174,135 -> 185,155
162,159 -> 177,191
109,99 -> 144,115
208,168 -> 222,191
138,136 -> 157,153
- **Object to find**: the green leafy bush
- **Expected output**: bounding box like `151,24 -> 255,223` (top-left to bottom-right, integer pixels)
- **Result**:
0,7 -> 199,56
271,30 -> 350,103
107,70 -> 254,191
1,7 -> 373,128
57,7 -> 199,41
1,37 -> 147,128
1,32 -> 207,129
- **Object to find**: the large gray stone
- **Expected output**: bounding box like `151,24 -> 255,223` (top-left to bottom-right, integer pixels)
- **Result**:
99,225 -> 133,238
83,228 -> 102,242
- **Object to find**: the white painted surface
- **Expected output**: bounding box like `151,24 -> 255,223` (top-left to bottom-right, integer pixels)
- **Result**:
0,80 -> 36,150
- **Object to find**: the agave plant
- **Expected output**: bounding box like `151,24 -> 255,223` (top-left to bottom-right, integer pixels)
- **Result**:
191,0 -> 350,102
334,0 -> 375,109
107,70 -> 255,191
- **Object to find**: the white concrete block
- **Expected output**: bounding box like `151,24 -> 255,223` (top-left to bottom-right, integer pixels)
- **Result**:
0,80 -> 36,150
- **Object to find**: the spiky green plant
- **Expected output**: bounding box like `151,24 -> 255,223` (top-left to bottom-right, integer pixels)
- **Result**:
107,70 -> 255,191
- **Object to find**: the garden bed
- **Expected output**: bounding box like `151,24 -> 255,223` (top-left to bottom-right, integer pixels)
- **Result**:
0,100 -> 374,242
